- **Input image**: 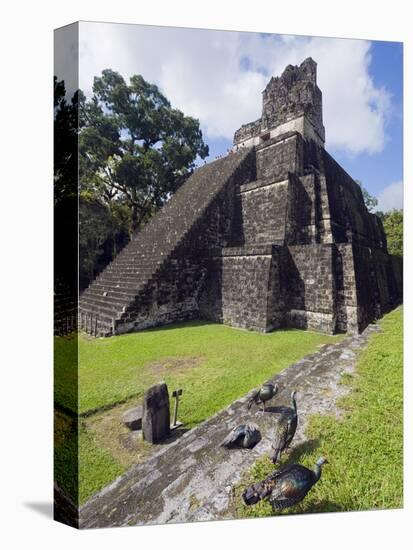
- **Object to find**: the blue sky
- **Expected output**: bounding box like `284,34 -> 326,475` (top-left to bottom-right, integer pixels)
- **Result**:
210,40 -> 403,212
333,40 -> 403,211
56,22 -> 403,212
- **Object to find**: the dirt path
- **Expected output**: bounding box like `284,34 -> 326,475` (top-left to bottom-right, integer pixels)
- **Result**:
79,324 -> 379,528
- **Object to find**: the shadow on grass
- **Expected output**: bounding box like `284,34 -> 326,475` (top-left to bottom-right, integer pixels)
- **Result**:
279,439 -> 344,514
287,438 -> 321,463
283,499 -> 346,515
133,319 -> 215,334
119,319 -> 313,336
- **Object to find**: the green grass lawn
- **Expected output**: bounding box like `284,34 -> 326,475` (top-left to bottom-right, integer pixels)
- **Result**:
235,307 -> 403,517
56,320 -> 338,422
55,321 -> 338,503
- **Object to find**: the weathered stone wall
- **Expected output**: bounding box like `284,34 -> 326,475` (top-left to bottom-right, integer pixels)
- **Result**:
285,172 -> 320,244
391,255 -> 403,300
256,133 -> 304,181
115,255 -> 203,334
333,244 -> 359,334
238,179 -> 289,245
283,244 -> 336,333
351,243 -> 384,332
322,150 -> 388,249
334,243 -> 403,334
266,246 -> 286,330
199,246 -> 274,332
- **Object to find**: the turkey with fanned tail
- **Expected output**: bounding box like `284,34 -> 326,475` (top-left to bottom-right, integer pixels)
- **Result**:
242,457 -> 329,510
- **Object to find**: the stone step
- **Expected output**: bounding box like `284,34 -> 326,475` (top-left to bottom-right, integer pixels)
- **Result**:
79,310 -> 111,325
111,254 -> 161,262
103,264 -> 156,275
86,283 -> 144,297
103,265 -> 155,275
54,293 -> 76,303
122,239 -> 178,254
80,322 -> 114,338
94,275 -> 149,288
112,256 -> 165,266
80,294 -> 132,311
83,287 -> 135,303
79,300 -> 123,319
54,300 -> 77,313
119,243 -> 165,251
97,269 -> 150,280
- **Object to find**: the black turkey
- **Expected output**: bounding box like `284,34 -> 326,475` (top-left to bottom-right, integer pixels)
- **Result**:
221,423 -> 261,449
271,390 -> 298,464
247,383 -> 278,412
242,457 -> 328,510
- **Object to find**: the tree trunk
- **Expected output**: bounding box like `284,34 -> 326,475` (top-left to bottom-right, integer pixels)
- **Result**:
131,203 -> 138,232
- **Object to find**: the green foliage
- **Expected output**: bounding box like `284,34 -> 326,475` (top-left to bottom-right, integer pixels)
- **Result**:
356,179 -> 378,212
79,195 -> 130,286
236,307 -> 403,517
381,209 -> 403,257
75,70 -> 209,287
79,70 -> 209,230
355,179 -> 403,257
54,77 -> 78,204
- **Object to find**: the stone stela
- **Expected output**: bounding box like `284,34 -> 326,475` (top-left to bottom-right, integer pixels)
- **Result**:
80,57 -> 402,338
142,382 -> 171,444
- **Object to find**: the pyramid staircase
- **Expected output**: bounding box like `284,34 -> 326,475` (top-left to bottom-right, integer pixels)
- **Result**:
54,279 -> 78,336
79,148 -> 254,336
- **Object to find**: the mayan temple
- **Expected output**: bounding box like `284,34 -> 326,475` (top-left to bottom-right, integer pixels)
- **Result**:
79,57 -> 403,337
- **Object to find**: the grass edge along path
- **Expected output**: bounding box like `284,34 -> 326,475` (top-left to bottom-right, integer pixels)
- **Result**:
234,307 -> 403,518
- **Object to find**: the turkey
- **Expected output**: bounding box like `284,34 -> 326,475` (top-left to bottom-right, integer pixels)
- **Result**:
242,457 -> 328,510
247,383 -> 278,412
221,423 -> 261,449
271,390 -> 298,464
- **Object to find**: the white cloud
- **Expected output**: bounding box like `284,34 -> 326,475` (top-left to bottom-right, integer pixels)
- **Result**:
78,22 -> 392,156
376,181 -> 403,212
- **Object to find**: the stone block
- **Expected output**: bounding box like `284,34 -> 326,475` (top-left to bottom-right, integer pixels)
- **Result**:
122,405 -> 143,431
142,382 -> 171,443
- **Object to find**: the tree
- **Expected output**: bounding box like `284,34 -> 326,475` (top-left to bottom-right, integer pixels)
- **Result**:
381,209 -> 403,257
79,70 -> 209,231
79,194 -> 130,288
355,180 -> 378,213
54,78 -> 80,297
54,77 -> 79,204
